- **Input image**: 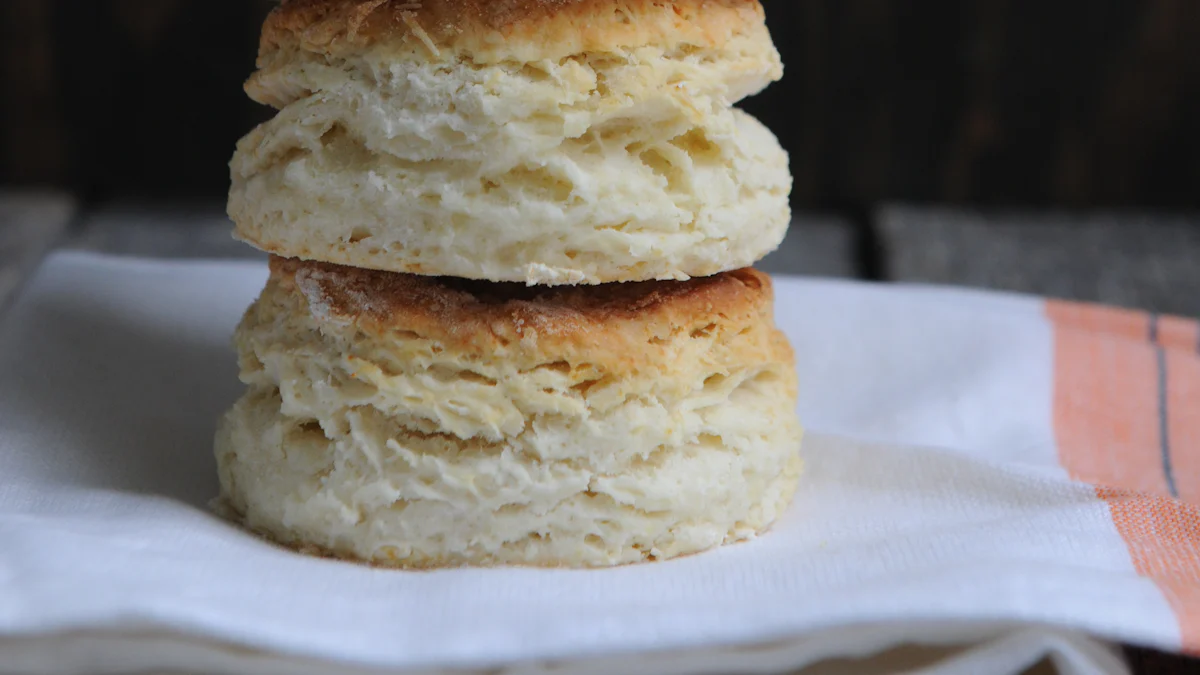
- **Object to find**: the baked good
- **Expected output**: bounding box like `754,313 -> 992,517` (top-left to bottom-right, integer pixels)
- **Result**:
214,256 -> 803,567
228,0 -> 791,284
216,0 -> 804,568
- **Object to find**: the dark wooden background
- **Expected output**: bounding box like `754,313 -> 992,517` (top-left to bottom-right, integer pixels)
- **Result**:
2,0 -> 1199,211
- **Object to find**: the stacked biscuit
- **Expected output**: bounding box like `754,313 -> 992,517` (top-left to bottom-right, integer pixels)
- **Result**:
215,0 -> 803,568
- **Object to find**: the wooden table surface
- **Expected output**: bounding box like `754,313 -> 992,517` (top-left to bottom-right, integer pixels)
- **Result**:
3,195 -> 1199,674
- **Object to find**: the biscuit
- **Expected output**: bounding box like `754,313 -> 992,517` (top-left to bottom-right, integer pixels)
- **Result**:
214,257 -> 803,567
228,0 -> 791,284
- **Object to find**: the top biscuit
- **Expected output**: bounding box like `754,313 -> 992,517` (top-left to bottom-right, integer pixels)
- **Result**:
259,0 -> 770,64
231,0 -> 790,285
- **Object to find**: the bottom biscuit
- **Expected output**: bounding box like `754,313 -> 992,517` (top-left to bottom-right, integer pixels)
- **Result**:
214,257 -> 803,568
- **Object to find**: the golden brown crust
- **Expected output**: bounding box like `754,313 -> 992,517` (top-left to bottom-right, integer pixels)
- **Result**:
269,255 -> 785,369
259,0 -> 768,63
273,253 -> 771,330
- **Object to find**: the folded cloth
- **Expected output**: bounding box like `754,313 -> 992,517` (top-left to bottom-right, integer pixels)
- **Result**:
1,252 -> 1196,675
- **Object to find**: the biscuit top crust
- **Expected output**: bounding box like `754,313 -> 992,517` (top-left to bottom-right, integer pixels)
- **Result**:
270,256 -> 782,365
259,0 -> 770,63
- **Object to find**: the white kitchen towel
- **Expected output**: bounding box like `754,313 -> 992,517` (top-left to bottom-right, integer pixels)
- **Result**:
0,252 -> 1196,675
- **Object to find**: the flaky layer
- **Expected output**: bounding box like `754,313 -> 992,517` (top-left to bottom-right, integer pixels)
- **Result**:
214,259 -> 803,567
248,19 -> 780,112
216,378 -> 801,567
245,31 -> 780,160
230,106 -> 790,285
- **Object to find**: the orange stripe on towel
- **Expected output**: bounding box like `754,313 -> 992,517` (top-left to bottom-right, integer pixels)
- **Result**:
1158,316 -> 1200,354
1047,302 -> 1156,343
1046,302 -> 1168,497
1047,299 -> 1200,653
1101,488 -> 1200,652
1167,348 -> 1200,506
